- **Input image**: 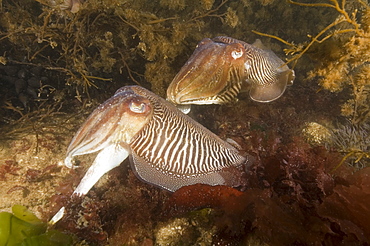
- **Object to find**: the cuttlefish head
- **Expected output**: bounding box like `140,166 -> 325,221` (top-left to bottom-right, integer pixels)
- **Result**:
65,87 -> 153,168
167,38 -> 246,106
64,86 -> 153,196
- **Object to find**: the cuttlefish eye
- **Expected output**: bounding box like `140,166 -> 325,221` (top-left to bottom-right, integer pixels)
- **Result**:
129,100 -> 150,114
231,49 -> 243,59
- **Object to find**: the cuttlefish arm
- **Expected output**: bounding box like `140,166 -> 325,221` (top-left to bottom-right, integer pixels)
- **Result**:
50,145 -> 128,225
72,144 -> 129,196
65,88 -> 150,168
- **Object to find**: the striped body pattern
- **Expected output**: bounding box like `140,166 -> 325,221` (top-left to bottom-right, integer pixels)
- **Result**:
129,88 -> 246,190
205,68 -> 242,105
167,36 -> 295,108
64,85 -> 248,195
214,36 -> 295,103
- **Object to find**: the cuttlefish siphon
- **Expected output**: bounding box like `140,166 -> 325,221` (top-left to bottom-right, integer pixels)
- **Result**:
167,36 -> 295,110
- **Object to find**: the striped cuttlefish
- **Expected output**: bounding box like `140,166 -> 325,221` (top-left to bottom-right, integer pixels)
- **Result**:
167,36 -> 295,112
50,85 -> 251,224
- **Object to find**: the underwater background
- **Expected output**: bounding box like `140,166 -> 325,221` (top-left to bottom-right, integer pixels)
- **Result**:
0,0 -> 370,245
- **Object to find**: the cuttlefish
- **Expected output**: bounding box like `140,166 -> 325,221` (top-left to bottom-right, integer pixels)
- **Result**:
51,85 -> 249,223
167,36 -> 295,111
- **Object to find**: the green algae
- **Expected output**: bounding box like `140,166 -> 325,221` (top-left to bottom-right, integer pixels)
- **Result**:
0,205 -> 73,246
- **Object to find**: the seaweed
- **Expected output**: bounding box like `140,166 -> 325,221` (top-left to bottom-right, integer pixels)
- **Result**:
0,205 -> 74,245
302,121 -> 370,169
162,133 -> 370,245
254,0 -> 370,125
0,0 -> 257,132
330,123 -> 370,169
251,0 -> 370,171
0,160 -> 20,181
254,0 -> 365,68
0,0 -> 238,99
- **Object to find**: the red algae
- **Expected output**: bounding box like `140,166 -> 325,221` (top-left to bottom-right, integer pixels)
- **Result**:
0,160 -> 20,181
55,194 -> 108,243
318,167 -> 370,244
24,164 -> 60,182
161,130 -> 370,245
165,184 -> 247,216
50,166 -> 170,245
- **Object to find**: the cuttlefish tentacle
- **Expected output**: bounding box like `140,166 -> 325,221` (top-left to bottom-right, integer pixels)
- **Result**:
167,36 -> 295,109
57,85 -> 249,205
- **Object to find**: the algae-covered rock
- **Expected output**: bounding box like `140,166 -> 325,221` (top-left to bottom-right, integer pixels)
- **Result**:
155,208 -> 216,246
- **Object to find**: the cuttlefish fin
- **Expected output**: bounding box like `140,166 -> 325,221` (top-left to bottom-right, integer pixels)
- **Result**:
249,69 -> 294,103
252,39 -> 268,50
130,152 -> 240,192
130,152 -> 181,191
72,144 -> 130,196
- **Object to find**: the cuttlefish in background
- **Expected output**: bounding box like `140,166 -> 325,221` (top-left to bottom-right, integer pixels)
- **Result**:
50,85 -> 249,223
167,36 -> 295,111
